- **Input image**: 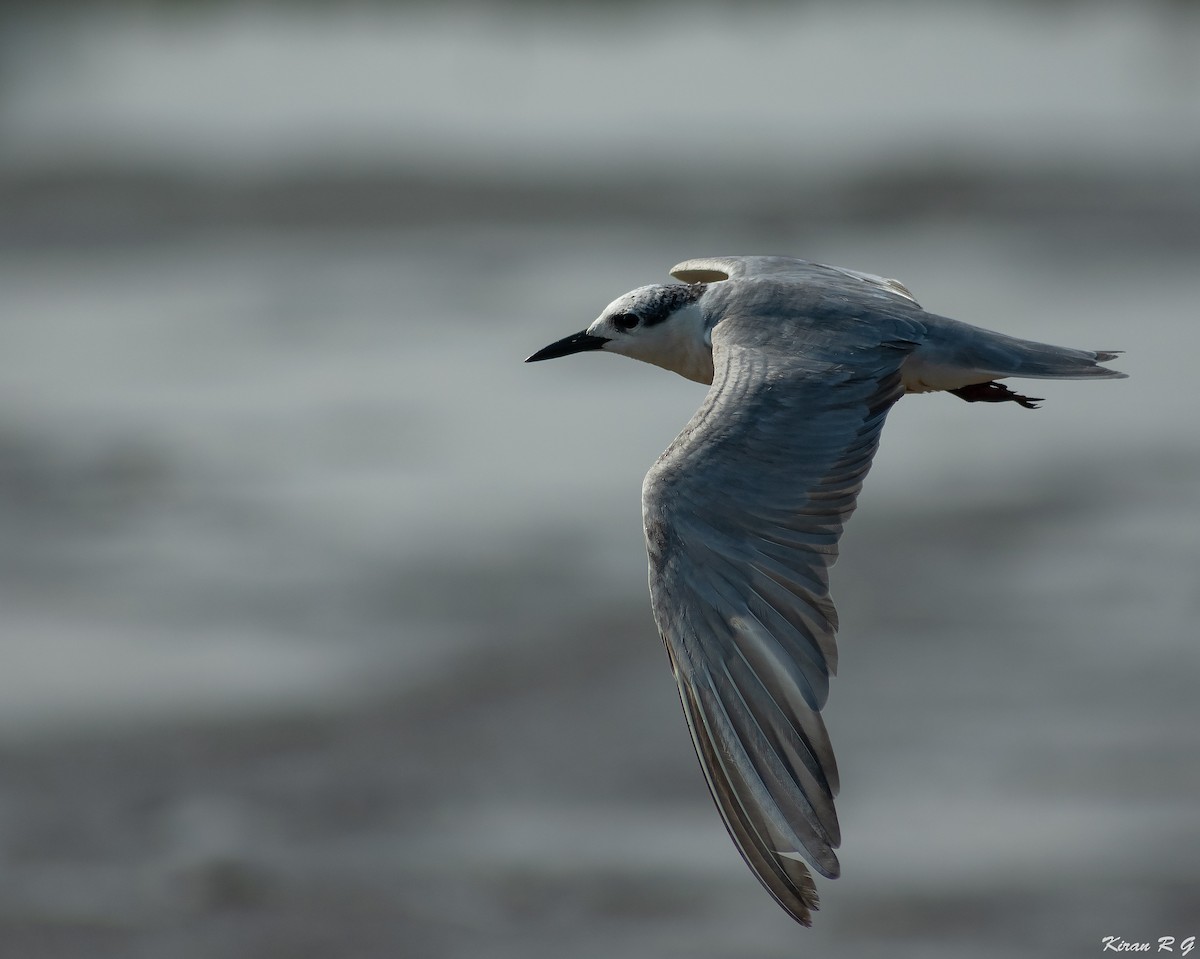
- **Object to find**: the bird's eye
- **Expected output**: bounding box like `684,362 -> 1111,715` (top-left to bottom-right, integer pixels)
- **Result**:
612,312 -> 641,332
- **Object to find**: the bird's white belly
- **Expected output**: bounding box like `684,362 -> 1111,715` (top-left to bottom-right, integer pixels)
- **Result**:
900,354 -> 994,394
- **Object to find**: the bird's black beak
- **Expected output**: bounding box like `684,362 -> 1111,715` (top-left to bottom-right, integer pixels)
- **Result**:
525,330 -> 610,363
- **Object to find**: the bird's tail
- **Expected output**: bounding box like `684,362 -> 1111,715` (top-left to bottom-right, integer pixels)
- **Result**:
925,315 -> 1126,380
904,314 -> 1125,389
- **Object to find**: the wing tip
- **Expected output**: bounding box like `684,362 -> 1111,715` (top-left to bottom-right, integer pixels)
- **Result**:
771,856 -> 824,926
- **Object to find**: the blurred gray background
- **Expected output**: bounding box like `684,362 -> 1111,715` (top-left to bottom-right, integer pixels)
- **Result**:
1,2 -> 1197,957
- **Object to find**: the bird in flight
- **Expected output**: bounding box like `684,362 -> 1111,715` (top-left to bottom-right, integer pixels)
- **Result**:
525,255 -> 1125,926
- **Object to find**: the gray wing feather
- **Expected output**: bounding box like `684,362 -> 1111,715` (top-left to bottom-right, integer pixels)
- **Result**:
643,299 -> 922,925
670,255 -> 921,306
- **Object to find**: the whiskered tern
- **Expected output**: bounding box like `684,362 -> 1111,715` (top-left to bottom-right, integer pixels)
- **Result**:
526,255 -> 1125,925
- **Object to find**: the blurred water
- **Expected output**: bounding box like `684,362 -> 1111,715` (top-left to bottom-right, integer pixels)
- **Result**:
4,1 -> 1199,175
0,3 -> 1198,958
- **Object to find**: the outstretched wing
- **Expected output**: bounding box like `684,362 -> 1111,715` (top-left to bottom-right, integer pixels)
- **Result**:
670,255 -> 921,306
642,298 -> 921,925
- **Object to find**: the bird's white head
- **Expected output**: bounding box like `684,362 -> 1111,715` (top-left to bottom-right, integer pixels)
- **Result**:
526,283 -> 714,384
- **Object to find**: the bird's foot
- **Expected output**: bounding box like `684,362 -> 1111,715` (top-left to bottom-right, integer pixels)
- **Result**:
948,381 -> 1043,409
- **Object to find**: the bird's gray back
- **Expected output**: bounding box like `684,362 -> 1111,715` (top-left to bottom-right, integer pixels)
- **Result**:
695,270 -> 927,349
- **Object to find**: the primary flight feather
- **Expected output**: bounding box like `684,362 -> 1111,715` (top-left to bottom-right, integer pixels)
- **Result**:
525,255 -> 1125,926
